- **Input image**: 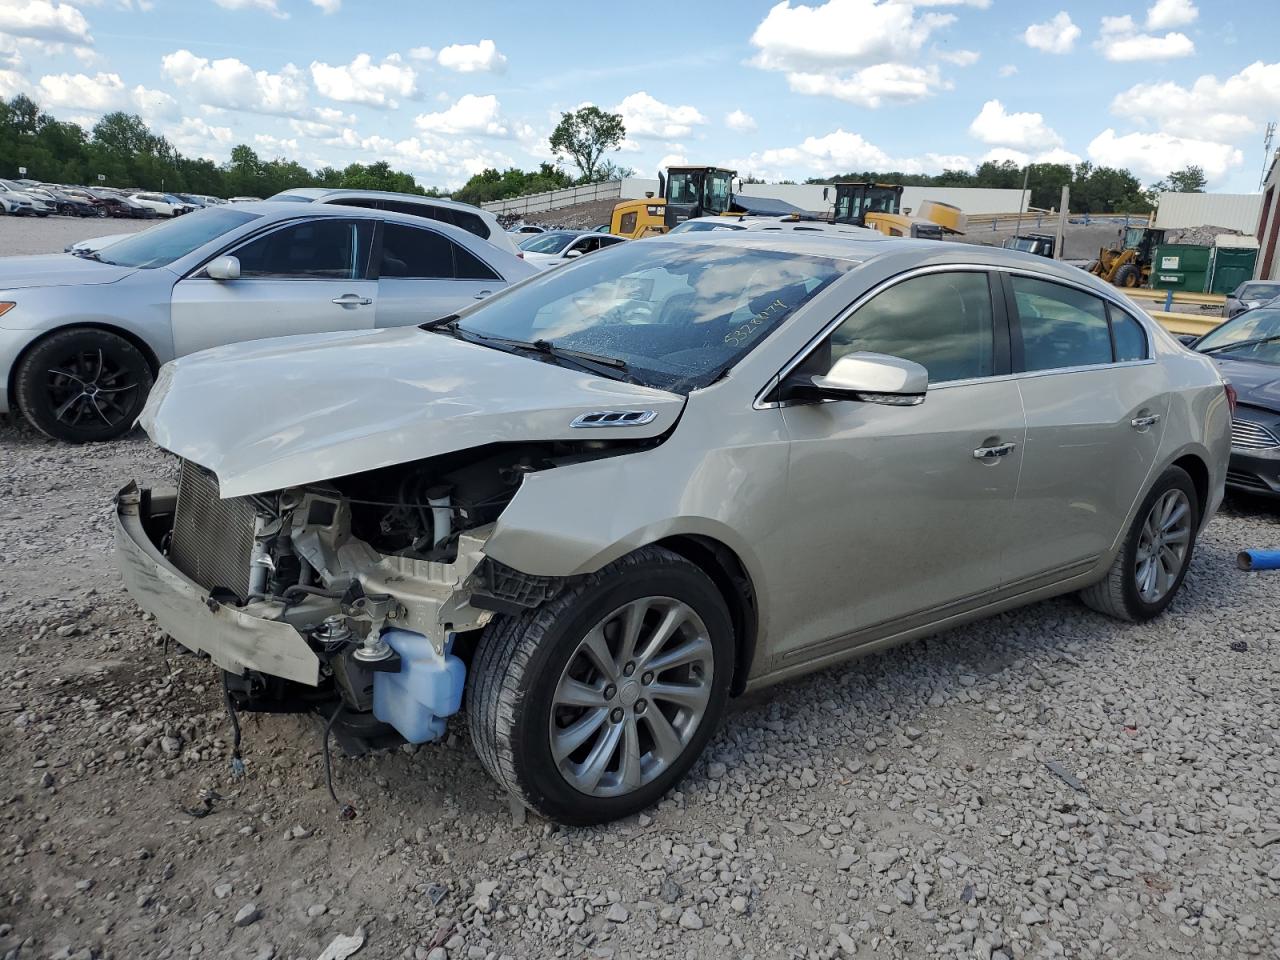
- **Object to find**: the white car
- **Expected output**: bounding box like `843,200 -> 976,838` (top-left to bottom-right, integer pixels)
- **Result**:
518,230 -> 628,268
668,215 -> 880,238
0,181 -> 51,217
128,193 -> 195,217
269,188 -> 522,259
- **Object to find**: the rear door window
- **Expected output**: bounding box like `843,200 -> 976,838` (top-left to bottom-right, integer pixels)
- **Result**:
382,199 -> 490,240
379,222 -> 501,281
1108,305 -> 1148,362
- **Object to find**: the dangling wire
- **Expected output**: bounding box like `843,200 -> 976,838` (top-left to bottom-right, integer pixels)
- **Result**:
221,674 -> 245,779
322,701 -> 357,820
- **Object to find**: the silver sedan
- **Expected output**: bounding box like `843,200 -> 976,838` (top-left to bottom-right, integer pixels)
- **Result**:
0,202 -> 536,441
116,232 -> 1231,824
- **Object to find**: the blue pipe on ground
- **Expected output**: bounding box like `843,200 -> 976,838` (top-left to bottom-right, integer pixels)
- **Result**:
1237,550 -> 1280,571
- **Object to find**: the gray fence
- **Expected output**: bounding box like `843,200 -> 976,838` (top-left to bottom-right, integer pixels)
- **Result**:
481,180 -> 622,217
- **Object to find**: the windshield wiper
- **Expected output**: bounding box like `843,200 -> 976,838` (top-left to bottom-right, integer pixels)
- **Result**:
71,249 -> 103,261
1200,333 -> 1280,355
421,314 -> 459,331
465,331 -> 638,381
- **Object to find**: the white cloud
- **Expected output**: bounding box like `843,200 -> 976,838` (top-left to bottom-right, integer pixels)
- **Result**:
413,93 -> 508,136
211,0 -> 287,18
161,49 -> 309,116
998,64 -> 1018,77
979,146 -> 1082,167
748,0 -> 980,105
0,67 -> 28,98
737,127 -> 978,180
1023,12 -> 1079,54
1146,0 -> 1197,30
436,39 -> 506,73
658,149 -> 689,170
725,108 -> 757,133
310,0 -> 340,12
786,62 -> 947,106
968,99 -> 1063,149
36,71 -> 125,111
310,53 -> 415,108
1096,15 -> 1193,61
164,116 -> 234,160
1087,128 -> 1242,181
936,48 -> 979,66
254,132 -> 299,154
616,91 -> 706,139
408,46 -> 435,62
1109,60 -> 1280,141
132,84 -> 178,121
0,0 -> 91,45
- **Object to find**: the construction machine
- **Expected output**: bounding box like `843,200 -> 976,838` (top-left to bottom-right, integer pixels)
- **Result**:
829,182 -> 965,239
610,166 -> 737,238
1087,226 -> 1165,288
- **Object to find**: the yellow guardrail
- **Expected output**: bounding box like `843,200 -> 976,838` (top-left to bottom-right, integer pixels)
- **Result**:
1145,310 -> 1221,336
1126,288 -> 1225,307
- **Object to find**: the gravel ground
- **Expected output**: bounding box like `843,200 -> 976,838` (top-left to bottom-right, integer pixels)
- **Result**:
0,216 -> 150,257
2,414 -> 1280,960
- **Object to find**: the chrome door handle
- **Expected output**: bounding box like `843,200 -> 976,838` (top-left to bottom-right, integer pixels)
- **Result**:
973,441 -> 1017,460
331,294 -> 372,306
1130,414 -> 1161,429
473,290 -> 494,300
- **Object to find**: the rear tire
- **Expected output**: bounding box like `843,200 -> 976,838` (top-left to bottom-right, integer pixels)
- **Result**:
1079,466 -> 1199,622
466,546 -> 733,825
1114,263 -> 1140,288
14,327 -> 153,443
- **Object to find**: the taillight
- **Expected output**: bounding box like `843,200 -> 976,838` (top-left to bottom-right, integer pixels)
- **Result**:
1224,382 -> 1237,415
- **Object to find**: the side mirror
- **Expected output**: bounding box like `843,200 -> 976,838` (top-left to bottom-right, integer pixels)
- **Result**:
786,352 -> 928,406
1176,333 -> 1199,347
206,255 -> 240,280
564,248 -> 583,259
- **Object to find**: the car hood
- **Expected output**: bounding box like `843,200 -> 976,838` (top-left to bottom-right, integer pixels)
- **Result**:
0,253 -> 138,291
1210,356 -> 1280,412
139,326 -> 686,498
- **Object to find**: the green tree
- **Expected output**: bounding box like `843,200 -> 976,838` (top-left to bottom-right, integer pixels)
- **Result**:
549,106 -> 625,182
1165,165 -> 1207,193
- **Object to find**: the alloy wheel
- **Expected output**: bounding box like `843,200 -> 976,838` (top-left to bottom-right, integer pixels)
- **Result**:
46,347 -> 141,429
1134,489 -> 1191,603
549,597 -> 714,798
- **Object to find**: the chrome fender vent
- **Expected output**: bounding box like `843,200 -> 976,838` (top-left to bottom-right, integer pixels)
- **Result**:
570,410 -> 658,428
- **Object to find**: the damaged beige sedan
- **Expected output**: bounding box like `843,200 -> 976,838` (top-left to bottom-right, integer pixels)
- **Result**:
116,233 -> 1231,824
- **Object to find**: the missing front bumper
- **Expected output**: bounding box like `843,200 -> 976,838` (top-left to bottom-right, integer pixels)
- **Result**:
113,482 -> 322,685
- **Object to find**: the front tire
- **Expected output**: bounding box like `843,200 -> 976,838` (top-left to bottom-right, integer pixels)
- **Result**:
1114,263 -> 1140,288
14,328 -> 154,443
1079,466 -> 1199,622
467,546 -> 733,825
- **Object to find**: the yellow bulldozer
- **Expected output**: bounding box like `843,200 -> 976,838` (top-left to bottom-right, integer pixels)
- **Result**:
829,182 -> 965,239
1087,226 -> 1165,288
610,166 -> 737,238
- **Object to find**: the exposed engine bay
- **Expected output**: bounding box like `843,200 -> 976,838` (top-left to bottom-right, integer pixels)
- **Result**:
147,438 -> 656,745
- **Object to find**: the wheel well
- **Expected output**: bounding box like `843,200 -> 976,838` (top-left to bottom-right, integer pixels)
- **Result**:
656,535 -> 758,696
1172,454 -> 1209,516
8,323 -> 161,413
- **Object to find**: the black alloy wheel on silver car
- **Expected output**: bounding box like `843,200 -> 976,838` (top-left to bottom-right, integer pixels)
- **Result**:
14,327 -> 154,443
467,546 -> 733,825
1080,465 -> 1200,622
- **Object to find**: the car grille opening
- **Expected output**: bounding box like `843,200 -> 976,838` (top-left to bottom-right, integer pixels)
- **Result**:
1230,419 -> 1280,451
168,459 -> 258,599
1226,470 -> 1271,492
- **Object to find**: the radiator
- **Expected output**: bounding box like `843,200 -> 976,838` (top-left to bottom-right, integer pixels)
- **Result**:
168,459 -> 258,599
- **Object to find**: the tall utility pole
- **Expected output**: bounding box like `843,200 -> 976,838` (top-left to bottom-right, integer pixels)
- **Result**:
1053,185 -> 1069,260
1261,122 -> 1276,191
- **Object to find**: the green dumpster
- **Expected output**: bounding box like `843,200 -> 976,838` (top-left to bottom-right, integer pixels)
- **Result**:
1208,244 -> 1259,295
1151,244 -> 1210,293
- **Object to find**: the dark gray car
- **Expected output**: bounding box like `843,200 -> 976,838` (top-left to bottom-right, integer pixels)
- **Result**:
1225,280 -> 1280,318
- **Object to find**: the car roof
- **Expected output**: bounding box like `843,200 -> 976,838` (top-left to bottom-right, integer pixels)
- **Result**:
221,201 -> 510,253
272,187 -> 489,217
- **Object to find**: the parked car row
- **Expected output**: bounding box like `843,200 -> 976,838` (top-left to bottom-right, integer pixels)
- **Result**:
0,177 -> 228,219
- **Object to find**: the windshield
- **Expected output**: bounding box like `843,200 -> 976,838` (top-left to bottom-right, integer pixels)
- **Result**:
266,191 -> 314,203
94,208 -> 259,268
668,220 -> 746,234
1196,308 -> 1280,364
1236,283 -> 1280,302
520,231 -> 578,254
455,240 -> 852,393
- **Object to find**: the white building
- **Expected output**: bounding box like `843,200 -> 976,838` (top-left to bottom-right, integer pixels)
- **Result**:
1151,192 -> 1263,235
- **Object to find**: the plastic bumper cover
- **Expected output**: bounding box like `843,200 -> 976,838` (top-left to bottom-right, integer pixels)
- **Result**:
114,482 -> 321,685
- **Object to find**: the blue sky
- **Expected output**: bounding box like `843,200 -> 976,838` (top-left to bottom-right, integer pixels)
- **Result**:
0,0 -> 1275,192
